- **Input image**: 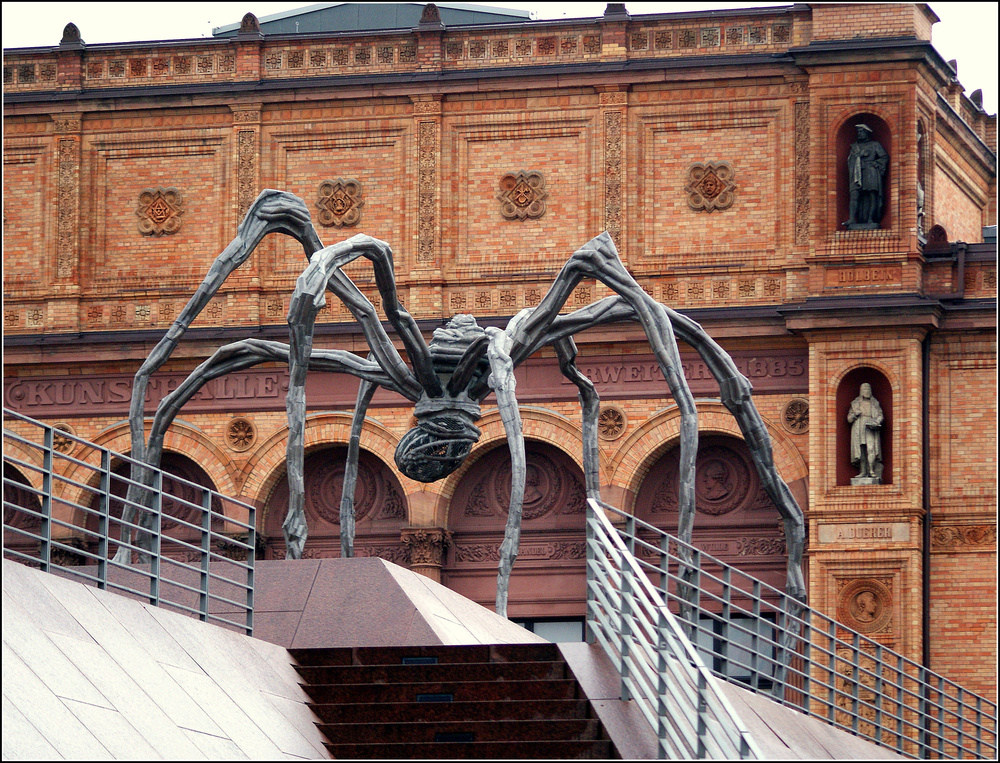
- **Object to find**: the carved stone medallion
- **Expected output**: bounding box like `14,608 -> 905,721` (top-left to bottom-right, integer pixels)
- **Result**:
782,397 -> 809,434
226,417 -> 257,452
597,405 -> 627,441
316,179 -> 364,227
685,162 -> 736,212
497,171 -> 547,220
136,188 -> 184,235
837,577 -> 892,633
52,422 -> 76,453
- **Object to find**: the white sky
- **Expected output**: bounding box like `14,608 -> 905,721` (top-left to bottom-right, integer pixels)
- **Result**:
1,2 -> 996,114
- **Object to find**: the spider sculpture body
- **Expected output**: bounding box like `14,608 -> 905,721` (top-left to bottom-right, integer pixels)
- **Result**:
120,190 -> 806,617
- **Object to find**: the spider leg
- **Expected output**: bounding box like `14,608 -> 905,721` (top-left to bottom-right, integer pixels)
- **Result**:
541,295 -> 807,606
339,364 -> 378,559
121,191 -> 323,562
499,234 -> 699,604
552,337 -> 601,500
113,338 -> 395,563
485,326 -> 525,619
282,239 -> 428,559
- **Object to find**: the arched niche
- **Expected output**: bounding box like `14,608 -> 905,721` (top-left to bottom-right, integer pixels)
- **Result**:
263,445 -> 408,563
443,440 -> 588,618
4,462 -> 43,561
633,433 -> 790,598
84,451 -> 223,562
835,113 -> 892,231
836,367 -> 893,486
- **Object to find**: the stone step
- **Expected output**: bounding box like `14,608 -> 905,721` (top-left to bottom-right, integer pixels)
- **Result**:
290,642 -> 560,667
317,717 -> 604,744
309,697 -> 593,724
302,677 -> 581,705
295,658 -> 567,685
322,738 -> 616,759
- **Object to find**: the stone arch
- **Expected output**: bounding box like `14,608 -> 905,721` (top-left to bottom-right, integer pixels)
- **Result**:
1,436 -> 45,494
609,401 -> 808,515
4,461 -> 43,558
442,434 -> 590,618
834,365 -> 894,485
428,405 -> 604,527
60,418 -> 242,516
241,411 -> 408,512
261,444 -> 409,561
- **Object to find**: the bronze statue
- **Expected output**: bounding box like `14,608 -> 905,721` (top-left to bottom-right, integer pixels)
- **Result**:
843,123 -> 889,230
119,190 -> 807,617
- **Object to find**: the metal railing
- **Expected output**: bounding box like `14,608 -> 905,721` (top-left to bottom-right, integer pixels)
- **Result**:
586,498 -> 997,760
3,408 -> 256,635
586,498 -> 762,759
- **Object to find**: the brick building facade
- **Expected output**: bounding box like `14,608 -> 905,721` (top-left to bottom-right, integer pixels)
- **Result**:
3,3 -> 996,700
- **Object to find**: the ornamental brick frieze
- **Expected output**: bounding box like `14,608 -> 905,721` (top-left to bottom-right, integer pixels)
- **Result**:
452,540 -> 586,564
56,136 -> 80,279
604,111 -> 624,246
930,525 -> 996,551
416,120 -> 439,264
497,171 -> 547,220
793,100 -> 810,245
136,187 -> 184,236
316,179 -> 364,227
685,161 -> 736,212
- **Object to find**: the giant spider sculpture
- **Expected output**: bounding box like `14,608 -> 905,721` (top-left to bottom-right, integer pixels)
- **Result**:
119,190 -> 806,617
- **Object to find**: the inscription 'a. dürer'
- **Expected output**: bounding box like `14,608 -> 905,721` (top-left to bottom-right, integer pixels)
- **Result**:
818,522 -> 909,543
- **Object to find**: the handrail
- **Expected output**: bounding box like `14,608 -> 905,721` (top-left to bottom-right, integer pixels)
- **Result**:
585,498 -> 997,760
3,408 -> 256,635
586,498 -> 761,759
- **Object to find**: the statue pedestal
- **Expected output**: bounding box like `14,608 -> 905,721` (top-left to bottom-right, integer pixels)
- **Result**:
850,475 -> 881,486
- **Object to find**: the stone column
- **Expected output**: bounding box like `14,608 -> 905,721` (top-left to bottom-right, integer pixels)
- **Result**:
401,527 -> 452,582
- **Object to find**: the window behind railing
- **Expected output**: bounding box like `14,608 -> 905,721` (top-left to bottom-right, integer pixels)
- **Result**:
3,408 -> 256,635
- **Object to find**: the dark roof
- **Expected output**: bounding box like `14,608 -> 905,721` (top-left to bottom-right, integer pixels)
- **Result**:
212,2 -> 531,36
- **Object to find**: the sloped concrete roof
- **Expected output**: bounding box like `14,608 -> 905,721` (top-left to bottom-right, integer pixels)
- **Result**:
2,559 -> 329,760
4,556 -> 908,760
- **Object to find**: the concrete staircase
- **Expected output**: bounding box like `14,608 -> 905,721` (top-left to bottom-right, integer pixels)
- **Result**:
290,642 -> 619,759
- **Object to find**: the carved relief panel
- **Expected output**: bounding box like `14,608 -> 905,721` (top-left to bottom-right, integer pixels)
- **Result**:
263,446 -> 407,562
634,434 -> 788,595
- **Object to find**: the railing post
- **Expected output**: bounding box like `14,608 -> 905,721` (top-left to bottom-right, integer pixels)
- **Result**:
40,425 -> 54,571
246,500 -> 256,637
149,468 -> 162,607
656,605 -> 669,760
620,544 -> 633,702
98,449 -> 110,589
200,486 -> 212,623
585,500 -> 596,645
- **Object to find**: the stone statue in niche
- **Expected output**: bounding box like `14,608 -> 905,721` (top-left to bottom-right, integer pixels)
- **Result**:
847,382 -> 884,484
843,123 -> 888,230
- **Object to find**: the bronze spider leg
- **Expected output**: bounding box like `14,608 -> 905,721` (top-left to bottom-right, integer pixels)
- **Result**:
553,336 -> 602,500
284,234 -> 432,557
117,190 -> 323,562
479,233 -> 700,615
122,339 -> 397,562
483,326 -> 525,618
339,370 -> 379,558
541,295 -> 807,607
